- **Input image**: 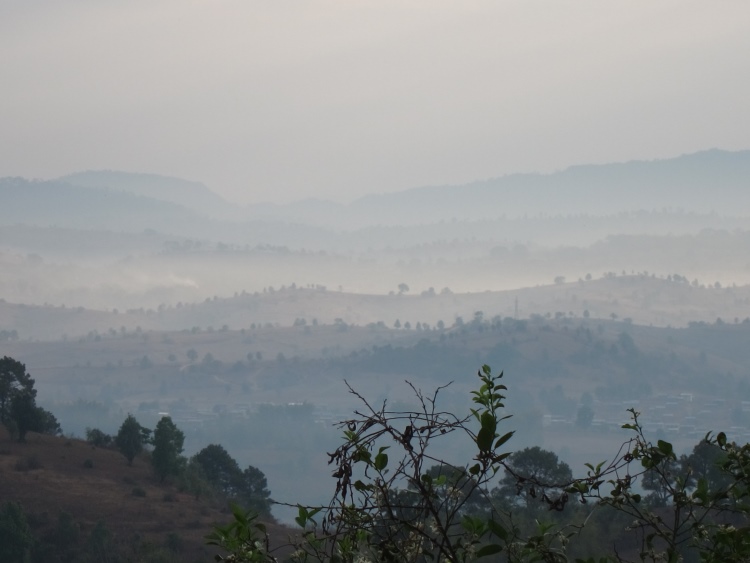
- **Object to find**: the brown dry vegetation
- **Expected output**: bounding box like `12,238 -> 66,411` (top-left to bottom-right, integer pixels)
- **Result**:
0,425 -> 295,562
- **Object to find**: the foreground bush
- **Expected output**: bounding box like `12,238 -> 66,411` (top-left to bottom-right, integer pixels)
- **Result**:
209,365 -> 750,562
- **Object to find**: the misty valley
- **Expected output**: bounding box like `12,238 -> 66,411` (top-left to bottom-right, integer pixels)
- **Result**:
3,151 -> 750,561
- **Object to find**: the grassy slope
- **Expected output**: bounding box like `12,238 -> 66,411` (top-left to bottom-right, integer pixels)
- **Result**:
0,426 -> 294,562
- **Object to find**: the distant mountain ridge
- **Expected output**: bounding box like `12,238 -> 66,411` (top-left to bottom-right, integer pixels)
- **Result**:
237,149 -> 750,227
345,149 -> 750,224
2,149 -> 748,233
0,177 -> 201,232
58,170 -> 239,219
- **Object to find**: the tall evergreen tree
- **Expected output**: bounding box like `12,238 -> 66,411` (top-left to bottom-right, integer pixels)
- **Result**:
115,414 -> 148,465
151,416 -> 185,482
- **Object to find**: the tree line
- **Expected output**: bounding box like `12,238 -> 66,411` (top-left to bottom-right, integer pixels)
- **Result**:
0,355 -> 272,562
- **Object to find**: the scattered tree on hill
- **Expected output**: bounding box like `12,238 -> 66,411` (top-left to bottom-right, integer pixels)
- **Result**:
10,390 -> 42,443
193,444 -> 242,496
85,427 -> 114,448
151,416 -> 185,482
0,356 -> 61,441
0,356 -> 35,426
35,407 -> 62,436
192,444 -> 272,516
238,465 -> 272,517
115,413 -> 149,465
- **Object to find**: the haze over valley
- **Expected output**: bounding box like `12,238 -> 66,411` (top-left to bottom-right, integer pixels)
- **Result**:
3,3 -> 750,558
3,150 -> 750,525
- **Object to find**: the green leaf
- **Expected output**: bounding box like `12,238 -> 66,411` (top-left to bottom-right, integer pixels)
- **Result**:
657,439 -> 673,456
480,411 -> 496,431
374,452 -> 388,471
476,543 -> 503,557
494,430 -> 514,449
295,505 -> 308,528
461,515 -> 484,534
487,518 -> 508,540
494,451 -> 512,462
477,427 -> 494,452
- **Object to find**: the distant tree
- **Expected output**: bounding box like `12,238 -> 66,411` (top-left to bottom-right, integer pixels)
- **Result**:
186,348 -> 198,362
493,446 -> 573,511
35,407 -> 62,436
397,283 -> 410,295
575,404 -> 594,429
416,463 -> 483,516
237,465 -> 273,517
641,454 -> 680,507
151,416 -> 185,481
10,391 -> 42,442
192,444 -> 272,515
0,357 -> 61,441
86,428 -> 114,448
394,319 -> 401,329
681,440 -> 731,492
179,459 -> 211,500
115,414 -> 148,465
0,356 -> 35,426
193,444 -> 242,497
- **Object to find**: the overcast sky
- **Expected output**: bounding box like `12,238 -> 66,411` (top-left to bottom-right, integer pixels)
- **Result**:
2,1 -> 749,204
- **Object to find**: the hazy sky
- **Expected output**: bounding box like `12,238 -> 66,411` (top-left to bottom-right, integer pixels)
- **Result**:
2,1 -> 749,204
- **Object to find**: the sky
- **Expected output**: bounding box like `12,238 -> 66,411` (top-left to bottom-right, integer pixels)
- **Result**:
2,1 -> 749,205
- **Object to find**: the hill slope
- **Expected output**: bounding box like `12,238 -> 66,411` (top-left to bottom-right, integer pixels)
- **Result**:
0,428 -> 292,562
